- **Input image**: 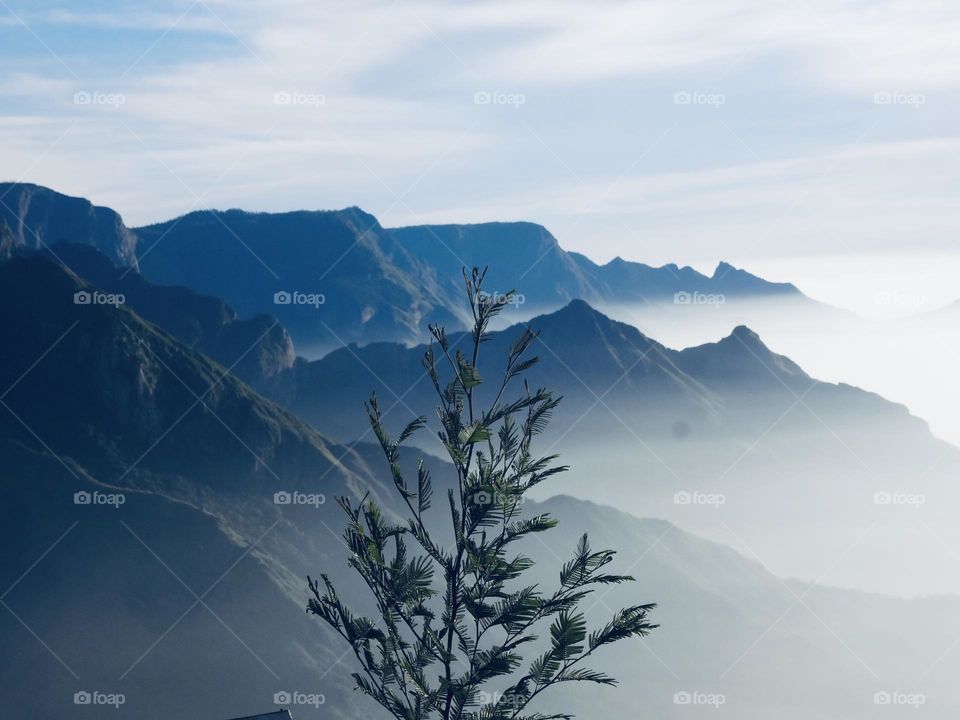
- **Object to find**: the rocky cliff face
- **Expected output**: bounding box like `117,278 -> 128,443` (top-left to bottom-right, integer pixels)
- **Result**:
50,242 -> 295,385
0,183 -> 139,267
0,218 -> 15,258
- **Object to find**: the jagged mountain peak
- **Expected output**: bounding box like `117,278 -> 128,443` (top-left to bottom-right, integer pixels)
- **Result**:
529,298 -> 659,348
674,323 -> 809,389
728,323 -> 763,344
712,260 -> 738,277
710,260 -> 800,294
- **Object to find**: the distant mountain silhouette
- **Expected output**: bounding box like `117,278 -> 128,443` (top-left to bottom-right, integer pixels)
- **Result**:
0,184 -> 818,351
131,213 -> 816,350
0,183 -> 138,266
133,207 -> 462,351
262,298 -> 909,441
390,221 -> 598,304
392,221 -> 799,305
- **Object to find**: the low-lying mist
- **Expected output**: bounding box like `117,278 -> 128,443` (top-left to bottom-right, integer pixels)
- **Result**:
598,297 -> 960,447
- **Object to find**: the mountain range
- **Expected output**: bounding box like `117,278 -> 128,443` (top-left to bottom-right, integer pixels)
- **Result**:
5,183 -> 960,717
4,184 -> 956,594
0,183 -> 815,353
260,295 -> 929,445
391,221 -> 799,304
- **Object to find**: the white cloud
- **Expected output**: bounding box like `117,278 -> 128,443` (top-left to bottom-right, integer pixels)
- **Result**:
39,8 -> 227,33
3,0 -> 960,264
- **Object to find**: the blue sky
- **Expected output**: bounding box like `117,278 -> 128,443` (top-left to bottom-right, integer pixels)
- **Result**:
2,0 -> 960,311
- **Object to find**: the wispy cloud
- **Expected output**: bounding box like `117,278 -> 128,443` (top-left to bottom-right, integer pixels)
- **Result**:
37,9 -> 227,33
1,0 -> 959,268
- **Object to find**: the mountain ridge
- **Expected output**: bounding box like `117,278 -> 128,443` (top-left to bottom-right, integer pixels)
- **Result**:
0,183 -> 816,351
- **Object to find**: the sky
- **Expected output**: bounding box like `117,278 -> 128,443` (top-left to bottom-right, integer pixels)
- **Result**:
2,0 -> 960,316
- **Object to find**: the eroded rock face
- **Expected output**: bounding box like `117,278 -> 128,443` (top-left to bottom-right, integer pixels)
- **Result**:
0,183 -> 139,267
0,217 -> 16,258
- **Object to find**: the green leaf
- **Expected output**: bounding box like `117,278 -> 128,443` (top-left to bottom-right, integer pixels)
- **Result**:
459,422 -> 492,445
417,459 -> 433,514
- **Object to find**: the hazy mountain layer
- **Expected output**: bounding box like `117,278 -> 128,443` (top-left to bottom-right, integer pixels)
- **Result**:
392,221 -> 800,306
6,439 -> 960,720
260,299 -> 960,595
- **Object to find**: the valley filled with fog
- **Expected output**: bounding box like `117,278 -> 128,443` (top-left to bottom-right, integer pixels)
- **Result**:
482,292 -> 960,597
600,295 -> 960,447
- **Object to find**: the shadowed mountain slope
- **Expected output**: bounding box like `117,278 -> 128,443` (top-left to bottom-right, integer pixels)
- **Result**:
44,242 -> 295,385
